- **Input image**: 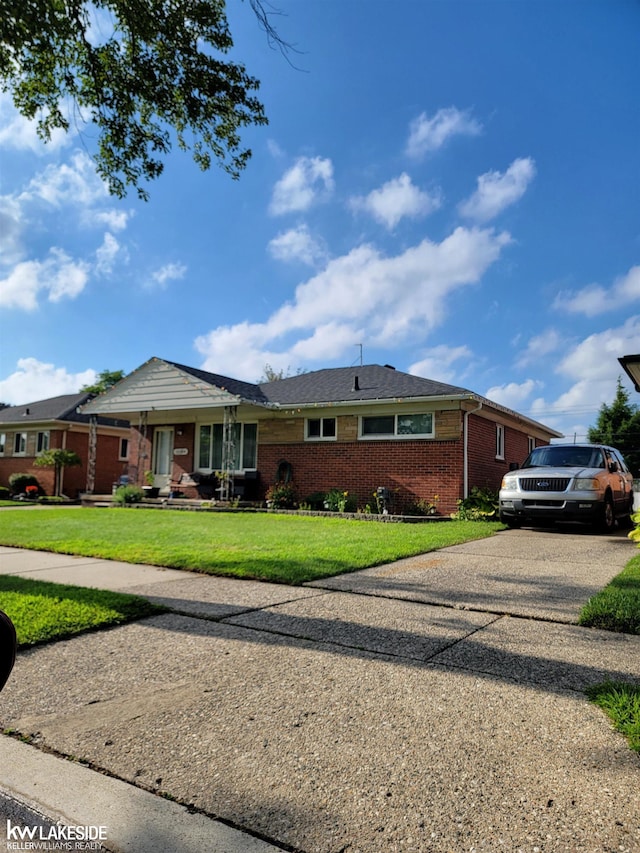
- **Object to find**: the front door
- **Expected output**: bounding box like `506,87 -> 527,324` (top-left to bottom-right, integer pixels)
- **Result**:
152,428 -> 174,491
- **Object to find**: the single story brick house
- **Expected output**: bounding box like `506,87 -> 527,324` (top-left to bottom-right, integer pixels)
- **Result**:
81,357 -> 561,514
0,393 -> 130,497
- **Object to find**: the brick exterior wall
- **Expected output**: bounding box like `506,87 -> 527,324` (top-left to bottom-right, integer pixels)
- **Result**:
0,427 -> 129,497
124,409 -> 549,511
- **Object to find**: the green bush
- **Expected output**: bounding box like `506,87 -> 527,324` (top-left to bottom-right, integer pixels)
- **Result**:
0,486 -> 10,500
324,488 -> 357,513
629,510 -> 640,548
113,484 -> 144,506
8,473 -> 40,495
265,481 -> 297,509
302,491 -> 327,510
454,486 -> 499,521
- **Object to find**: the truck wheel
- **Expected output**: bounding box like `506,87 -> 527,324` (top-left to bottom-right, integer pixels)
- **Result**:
599,496 -> 615,533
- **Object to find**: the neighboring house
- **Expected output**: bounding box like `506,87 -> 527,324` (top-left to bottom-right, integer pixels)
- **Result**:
0,393 -> 130,497
81,358 -> 561,514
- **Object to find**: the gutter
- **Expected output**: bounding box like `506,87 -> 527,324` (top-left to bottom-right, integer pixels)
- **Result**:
463,400 -> 483,499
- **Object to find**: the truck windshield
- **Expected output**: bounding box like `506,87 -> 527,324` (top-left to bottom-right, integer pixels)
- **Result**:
522,446 -> 605,469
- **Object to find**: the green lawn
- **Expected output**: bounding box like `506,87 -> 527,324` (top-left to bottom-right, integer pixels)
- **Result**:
578,553 -> 640,635
0,507 -> 503,584
0,575 -> 164,648
585,680 -> 640,753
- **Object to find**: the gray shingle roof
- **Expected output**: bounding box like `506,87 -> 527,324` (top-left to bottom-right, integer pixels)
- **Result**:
166,361 -> 270,404
260,364 -> 471,405
168,362 -> 471,406
0,393 -> 128,427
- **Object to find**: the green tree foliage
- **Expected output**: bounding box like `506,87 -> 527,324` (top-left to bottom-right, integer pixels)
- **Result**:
588,379 -> 640,475
81,369 -> 125,395
0,0 -> 270,199
34,449 -> 82,496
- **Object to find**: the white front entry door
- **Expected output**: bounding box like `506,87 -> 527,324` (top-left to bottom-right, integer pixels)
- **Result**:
152,428 -> 174,490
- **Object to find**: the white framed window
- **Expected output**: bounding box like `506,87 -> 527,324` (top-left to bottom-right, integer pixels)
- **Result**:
528,436 -> 536,454
0,433 -> 5,456
359,412 -> 434,439
36,431 -> 50,454
13,432 -> 27,456
119,437 -> 129,460
305,417 -> 336,441
496,424 -> 505,460
198,422 -> 257,471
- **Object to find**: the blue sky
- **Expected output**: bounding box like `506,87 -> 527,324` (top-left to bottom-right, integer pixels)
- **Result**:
1,0 -> 638,440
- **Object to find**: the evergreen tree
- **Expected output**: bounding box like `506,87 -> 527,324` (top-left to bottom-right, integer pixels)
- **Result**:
588,379 -> 640,475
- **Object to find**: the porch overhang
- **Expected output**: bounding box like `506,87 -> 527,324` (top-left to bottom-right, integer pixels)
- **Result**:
619,354 -> 640,393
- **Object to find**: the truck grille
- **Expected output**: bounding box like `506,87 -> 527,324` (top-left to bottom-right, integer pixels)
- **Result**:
520,477 -> 570,492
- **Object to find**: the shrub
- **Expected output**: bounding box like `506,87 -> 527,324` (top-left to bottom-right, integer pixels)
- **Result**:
0,486 -> 11,500
8,473 -> 40,495
265,481 -> 297,509
324,488 -> 357,513
113,485 -> 144,506
302,491 -> 327,511
454,486 -> 499,521
629,510 -> 640,548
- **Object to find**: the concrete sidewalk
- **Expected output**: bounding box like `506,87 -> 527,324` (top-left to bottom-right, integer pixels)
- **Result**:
1,531 -> 639,852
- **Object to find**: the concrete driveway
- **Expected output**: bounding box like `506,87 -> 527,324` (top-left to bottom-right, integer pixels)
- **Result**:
1,528 -> 639,853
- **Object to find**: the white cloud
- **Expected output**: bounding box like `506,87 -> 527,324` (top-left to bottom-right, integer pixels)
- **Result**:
95,232 -> 123,275
350,173 -> 442,230
195,226 -> 512,379
553,265 -> 640,317
0,249 -> 89,310
268,225 -> 326,266
147,262 -> 187,290
0,358 -> 96,405
0,195 -> 24,266
93,209 -> 132,232
22,151 -> 108,209
409,345 -> 472,383
406,107 -> 482,159
529,316 -> 640,437
515,328 -> 562,368
0,93 -> 71,154
459,157 -> 536,222
269,156 -> 334,215
485,379 -> 542,409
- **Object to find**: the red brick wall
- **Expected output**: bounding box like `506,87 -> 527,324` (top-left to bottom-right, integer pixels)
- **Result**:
258,440 -> 464,514
0,428 -> 128,497
466,415 -> 547,494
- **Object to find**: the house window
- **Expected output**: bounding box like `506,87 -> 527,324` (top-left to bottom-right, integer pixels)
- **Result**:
0,433 -> 5,456
528,436 -> 536,454
496,425 -> 505,460
36,431 -> 50,454
306,417 -> 336,440
13,432 -> 27,456
360,413 -> 434,439
119,438 -> 129,460
198,423 -> 257,471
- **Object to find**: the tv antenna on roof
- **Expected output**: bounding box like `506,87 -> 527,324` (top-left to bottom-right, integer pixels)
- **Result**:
355,343 -> 363,366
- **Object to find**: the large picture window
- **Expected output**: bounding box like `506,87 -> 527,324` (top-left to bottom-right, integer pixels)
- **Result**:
360,413 -> 434,439
198,423 -> 257,471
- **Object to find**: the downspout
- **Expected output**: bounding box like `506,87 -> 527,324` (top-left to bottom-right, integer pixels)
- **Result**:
463,400 -> 483,499
59,428 -> 68,498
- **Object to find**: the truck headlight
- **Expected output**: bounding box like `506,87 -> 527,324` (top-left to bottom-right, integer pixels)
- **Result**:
573,477 -> 600,490
501,475 -> 518,490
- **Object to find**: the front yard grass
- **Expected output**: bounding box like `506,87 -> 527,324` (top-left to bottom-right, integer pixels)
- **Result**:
585,680 -> 640,753
0,507 -> 503,584
578,554 -> 640,635
0,575 -> 164,648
